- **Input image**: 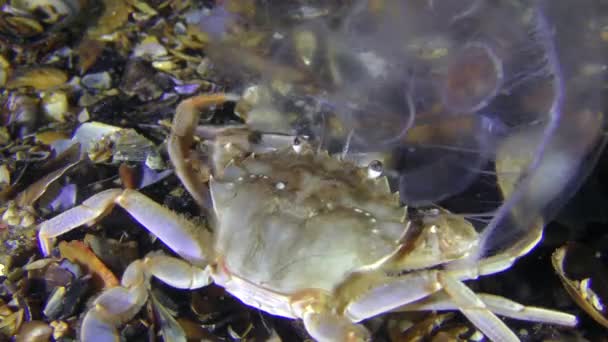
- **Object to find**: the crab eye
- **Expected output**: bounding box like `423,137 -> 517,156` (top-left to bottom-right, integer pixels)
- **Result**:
292,136 -> 308,153
292,137 -> 302,153
367,160 -> 383,179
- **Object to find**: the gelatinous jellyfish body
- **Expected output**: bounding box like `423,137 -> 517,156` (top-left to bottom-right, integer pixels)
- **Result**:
197,0 -> 606,259
378,0 -> 580,209
396,113 -> 507,206
440,42 -> 503,113
329,73 -> 416,148
429,0 -> 484,20
471,0 -> 606,257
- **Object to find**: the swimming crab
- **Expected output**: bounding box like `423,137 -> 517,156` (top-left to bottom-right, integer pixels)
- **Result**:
37,93 -> 577,341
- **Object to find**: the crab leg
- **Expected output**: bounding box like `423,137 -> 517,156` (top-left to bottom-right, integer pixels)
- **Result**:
342,267 -> 574,342
81,253 -> 213,342
37,188 -> 217,340
38,188 -> 214,264
38,188 -> 123,256
397,291 -> 577,326
341,219 -> 570,341
438,272 -> 519,342
291,294 -> 371,342
302,310 -> 370,342
342,270 -> 519,341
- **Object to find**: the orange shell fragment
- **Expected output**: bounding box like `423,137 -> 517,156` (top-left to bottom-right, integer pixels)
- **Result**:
58,241 -> 119,289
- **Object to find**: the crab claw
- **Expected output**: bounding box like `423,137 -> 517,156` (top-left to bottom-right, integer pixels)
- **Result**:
81,260 -> 149,341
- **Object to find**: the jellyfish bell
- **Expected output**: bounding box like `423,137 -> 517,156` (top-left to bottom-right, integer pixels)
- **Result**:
194,1 -> 606,263
463,0 -> 607,261
331,77 -> 417,149
439,42 -> 504,114
396,112 -> 506,206
427,0 -> 483,22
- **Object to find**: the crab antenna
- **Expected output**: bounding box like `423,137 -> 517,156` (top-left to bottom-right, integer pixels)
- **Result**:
341,129 -> 355,160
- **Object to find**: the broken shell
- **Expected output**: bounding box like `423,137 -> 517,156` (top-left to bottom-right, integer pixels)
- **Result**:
35,131 -> 70,145
1,202 -> 35,228
150,292 -> 187,342
14,158 -> 79,208
0,55 -> 9,87
83,234 -> 139,275
132,35 -> 168,59
128,0 -> 157,19
41,90 -> 69,122
31,259 -> 91,321
387,312 -> 461,341
0,165 -> 10,188
119,59 -> 164,101
103,129 -> 157,164
59,240 -> 119,290
49,320 -> 69,340
293,29 -> 317,67
6,67 -> 68,90
81,71 -> 112,90
0,306 -> 23,338
20,213 -> 35,227
0,15 -> 44,39
119,163 -> 138,189
151,59 -> 177,72
72,121 -> 158,164
0,127 -> 10,145
85,0 -> 131,39
71,121 -> 119,152
552,243 -> 608,328
42,183 -> 77,213
43,286 -> 67,319
77,108 -> 90,122
177,318 -> 218,341
14,320 -> 51,342
10,0 -> 82,25
28,261 -> 73,289
6,93 -> 40,135
76,38 -> 104,74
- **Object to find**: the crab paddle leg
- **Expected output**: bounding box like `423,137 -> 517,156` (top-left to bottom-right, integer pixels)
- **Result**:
38,188 -> 216,341
81,254 -> 213,341
302,310 -> 370,342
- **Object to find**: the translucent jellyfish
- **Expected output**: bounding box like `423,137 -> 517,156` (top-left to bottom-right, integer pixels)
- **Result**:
439,42 -> 503,113
195,0 -> 606,259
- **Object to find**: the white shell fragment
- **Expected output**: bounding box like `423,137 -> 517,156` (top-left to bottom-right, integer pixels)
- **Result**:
553,244 -> 608,328
41,90 -> 69,122
81,72 -> 112,90
71,122 -> 160,165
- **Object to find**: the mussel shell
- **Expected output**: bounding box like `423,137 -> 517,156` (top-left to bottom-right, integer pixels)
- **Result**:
552,243 -> 608,328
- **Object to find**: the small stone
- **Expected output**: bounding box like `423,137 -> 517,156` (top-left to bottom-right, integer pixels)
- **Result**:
81,72 -> 112,90
77,108 -> 90,123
